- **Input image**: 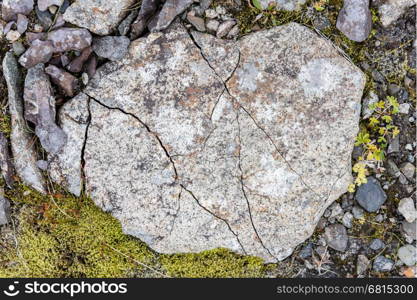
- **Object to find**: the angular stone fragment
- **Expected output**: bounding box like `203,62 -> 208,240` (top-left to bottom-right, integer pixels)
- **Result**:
130,0 -> 160,39
1,0 -> 34,21
49,93 -> 90,196
64,23 -> 364,262
398,197 -> 416,223
355,177 -> 387,212
16,14 -> 29,34
24,64 -> 67,155
66,47 -> 92,73
45,65 -> 79,96
336,0 -> 372,42
92,36 -> 130,61
38,0 -> 64,12
324,224 -> 348,251
2,52 -> 46,193
379,0 -> 416,27
47,28 -> 92,53
150,0 -> 194,32
0,133 -> 15,188
373,256 -> 394,272
19,40 -> 54,69
63,0 -> 137,35
398,244 -> 417,267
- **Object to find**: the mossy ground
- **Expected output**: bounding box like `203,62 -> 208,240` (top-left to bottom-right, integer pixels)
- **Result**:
1,1 -> 415,278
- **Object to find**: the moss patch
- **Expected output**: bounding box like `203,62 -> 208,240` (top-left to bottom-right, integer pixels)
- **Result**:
0,184 -> 271,278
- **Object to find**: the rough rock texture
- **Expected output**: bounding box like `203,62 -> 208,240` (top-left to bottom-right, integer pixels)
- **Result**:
66,47 -> 92,73
259,0 -> 306,10
0,190 -> 11,225
336,0 -> 372,42
1,0 -> 34,21
130,0 -> 160,39
63,0 -> 137,35
398,197 -> 416,223
355,177 -> 387,212
2,52 -> 46,193
0,133 -> 15,188
150,0 -> 194,32
56,23 -> 365,261
45,65 -> 79,96
373,256 -> 394,272
397,244 -> 417,266
24,64 -> 67,155
378,0 -> 416,27
47,28 -> 92,53
92,36 -> 130,61
18,39 -> 54,68
324,224 -> 348,251
38,0 -> 64,12
48,93 -> 90,196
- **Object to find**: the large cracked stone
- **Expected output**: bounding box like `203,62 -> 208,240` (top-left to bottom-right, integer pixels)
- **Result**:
52,22 -> 365,261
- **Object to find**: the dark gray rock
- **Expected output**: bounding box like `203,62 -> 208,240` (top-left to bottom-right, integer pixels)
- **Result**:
19,40 -> 54,69
130,0 -> 161,39
373,256 -> 394,272
118,9 -> 139,36
35,5 -> 53,28
48,28 -> 92,53
66,47 -> 92,73
92,36 -> 130,61
0,133 -> 15,188
151,0 -> 193,32
299,243 -> 313,259
24,64 -> 67,155
2,0 -> 34,21
0,191 -> 11,226
369,238 -> 385,251
355,177 -> 387,212
336,0 -> 372,42
324,224 -> 348,251
45,65 -> 79,97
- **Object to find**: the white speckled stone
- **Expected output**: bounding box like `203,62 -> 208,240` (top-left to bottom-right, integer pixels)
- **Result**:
55,23 -> 365,262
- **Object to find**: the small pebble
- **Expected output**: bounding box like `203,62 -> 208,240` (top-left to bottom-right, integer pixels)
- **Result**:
369,238 -> 385,251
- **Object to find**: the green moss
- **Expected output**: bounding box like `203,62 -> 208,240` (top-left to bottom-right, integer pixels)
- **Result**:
0,184 -> 273,278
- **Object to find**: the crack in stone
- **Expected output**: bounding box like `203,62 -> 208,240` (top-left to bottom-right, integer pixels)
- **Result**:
180,185 -> 247,255
83,93 -> 246,252
85,93 -> 179,179
235,109 -> 278,261
80,96 -> 92,195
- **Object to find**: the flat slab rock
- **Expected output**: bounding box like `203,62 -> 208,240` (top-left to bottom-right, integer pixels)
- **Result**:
53,22 -> 365,262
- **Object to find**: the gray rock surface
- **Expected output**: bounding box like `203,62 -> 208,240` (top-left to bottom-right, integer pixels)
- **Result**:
38,0 -> 64,12
2,52 -> 46,193
66,47 -> 92,73
355,177 -> 387,212
336,0 -> 372,42
49,93 -> 90,196
356,254 -> 369,275
16,14 -> 29,34
369,238 -> 385,250
398,197 -> 416,223
0,133 -> 15,188
150,0 -> 194,32
373,255 -> 394,272
258,0 -> 306,10
324,224 -> 348,251
45,65 -> 79,96
57,23 -> 365,262
92,36 -> 130,61
63,0 -> 137,35
24,64 -> 67,155
47,28 -> 92,53
402,220 -> 417,241
1,0 -> 34,21
19,39 -> 54,69
0,190 -> 11,225
130,0 -> 160,39
397,244 -> 417,266
379,0 -> 416,27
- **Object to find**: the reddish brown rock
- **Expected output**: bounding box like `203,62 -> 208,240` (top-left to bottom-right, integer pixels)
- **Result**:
45,65 -> 79,97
